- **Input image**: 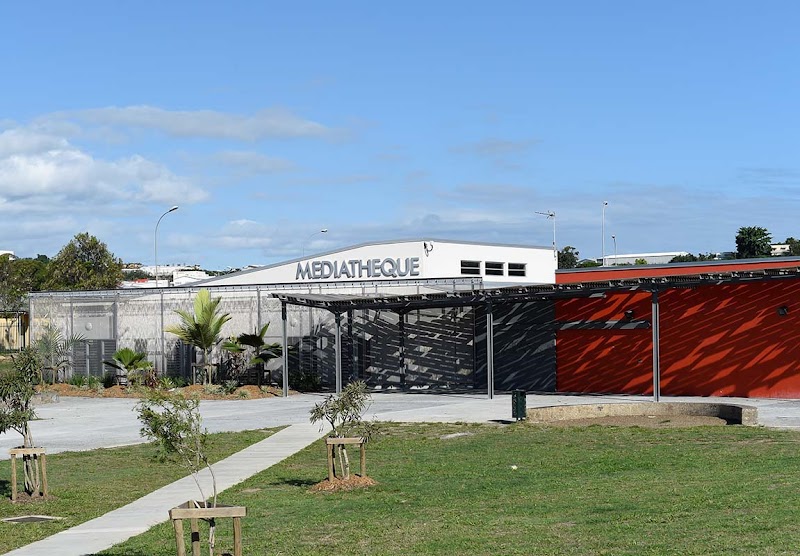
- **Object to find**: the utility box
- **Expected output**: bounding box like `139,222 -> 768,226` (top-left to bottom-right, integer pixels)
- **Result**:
512,390 -> 527,420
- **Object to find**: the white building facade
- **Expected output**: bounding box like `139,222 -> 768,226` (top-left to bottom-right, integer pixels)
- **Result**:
200,239 -> 556,288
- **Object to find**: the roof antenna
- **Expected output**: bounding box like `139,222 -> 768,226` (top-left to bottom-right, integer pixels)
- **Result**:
423,241 -> 434,256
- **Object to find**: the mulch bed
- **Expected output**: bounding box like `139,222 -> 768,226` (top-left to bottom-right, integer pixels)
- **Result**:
37,384 -> 292,400
310,475 -> 378,493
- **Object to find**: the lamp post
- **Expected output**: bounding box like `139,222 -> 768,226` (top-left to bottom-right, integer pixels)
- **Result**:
302,228 -> 328,258
154,206 -> 179,287
611,234 -> 617,266
535,211 -> 556,261
601,201 -> 608,265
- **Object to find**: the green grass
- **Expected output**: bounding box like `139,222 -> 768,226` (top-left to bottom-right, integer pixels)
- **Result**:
0,427 -> 282,552
96,422 -> 800,556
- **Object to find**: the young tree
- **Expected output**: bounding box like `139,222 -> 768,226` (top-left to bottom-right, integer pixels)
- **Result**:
166,289 -> 231,385
310,381 -> 376,480
137,391 -> 219,552
735,226 -> 772,259
46,233 -> 123,290
0,347 -> 43,495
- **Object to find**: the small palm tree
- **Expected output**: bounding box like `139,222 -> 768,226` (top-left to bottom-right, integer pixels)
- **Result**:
237,324 -> 282,386
35,322 -> 84,384
166,289 -> 231,385
103,347 -> 149,386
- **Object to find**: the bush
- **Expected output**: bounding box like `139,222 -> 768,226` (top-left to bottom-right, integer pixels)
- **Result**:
237,389 -> 250,399
221,379 -> 238,395
290,369 -> 321,392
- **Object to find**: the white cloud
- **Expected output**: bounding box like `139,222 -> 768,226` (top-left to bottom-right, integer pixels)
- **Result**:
40,105 -> 334,141
0,128 -> 207,209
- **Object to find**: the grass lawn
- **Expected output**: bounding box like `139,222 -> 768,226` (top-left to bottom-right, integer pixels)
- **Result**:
96,422 -> 800,556
0,427 -> 282,552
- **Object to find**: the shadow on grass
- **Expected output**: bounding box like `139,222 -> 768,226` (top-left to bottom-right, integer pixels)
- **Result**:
0,479 -> 10,498
267,478 -> 318,487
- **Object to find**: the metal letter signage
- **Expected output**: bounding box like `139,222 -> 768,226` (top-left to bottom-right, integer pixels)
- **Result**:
296,257 -> 420,281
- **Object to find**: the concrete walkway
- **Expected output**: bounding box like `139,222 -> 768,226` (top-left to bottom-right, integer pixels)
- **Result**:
3,422 -> 324,556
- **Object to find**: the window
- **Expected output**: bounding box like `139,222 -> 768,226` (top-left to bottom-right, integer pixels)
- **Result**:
485,261 -> 504,276
508,263 -> 526,277
460,260 -> 481,275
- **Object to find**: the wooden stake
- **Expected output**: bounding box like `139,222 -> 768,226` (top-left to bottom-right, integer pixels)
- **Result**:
360,443 -> 366,477
173,517 -> 187,556
40,454 -> 48,498
190,518 -> 201,556
10,453 -> 17,502
233,517 -> 243,556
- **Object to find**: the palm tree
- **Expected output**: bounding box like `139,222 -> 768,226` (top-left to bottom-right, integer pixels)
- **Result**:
35,322 -> 84,384
103,347 -> 150,386
236,324 -> 283,387
166,289 -> 231,385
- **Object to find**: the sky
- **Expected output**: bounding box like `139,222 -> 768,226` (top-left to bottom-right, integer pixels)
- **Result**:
1,1 -> 799,268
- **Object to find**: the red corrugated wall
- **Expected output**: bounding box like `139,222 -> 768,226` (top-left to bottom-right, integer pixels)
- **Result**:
555,279 -> 800,398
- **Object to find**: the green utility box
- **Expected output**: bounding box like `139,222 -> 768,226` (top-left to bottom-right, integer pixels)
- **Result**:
512,390 -> 527,420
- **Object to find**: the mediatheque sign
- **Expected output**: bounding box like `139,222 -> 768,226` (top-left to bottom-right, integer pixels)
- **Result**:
296,257 -> 420,280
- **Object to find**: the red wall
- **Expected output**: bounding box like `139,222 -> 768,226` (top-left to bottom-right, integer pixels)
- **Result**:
660,280 -> 800,397
555,279 -> 800,398
556,291 -> 653,395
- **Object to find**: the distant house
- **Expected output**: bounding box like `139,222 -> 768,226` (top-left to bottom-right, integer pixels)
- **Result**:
603,252 -> 688,266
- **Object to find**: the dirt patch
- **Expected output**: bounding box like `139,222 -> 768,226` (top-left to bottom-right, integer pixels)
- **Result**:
7,493 -> 56,504
541,414 -> 727,428
310,475 -> 378,493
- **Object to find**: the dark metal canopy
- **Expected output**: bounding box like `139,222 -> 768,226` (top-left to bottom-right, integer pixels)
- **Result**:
275,266 -> 800,402
272,266 -> 800,312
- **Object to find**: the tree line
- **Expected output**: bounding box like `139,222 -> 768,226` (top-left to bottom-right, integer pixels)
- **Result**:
557,226 -> 794,269
0,233 -> 122,314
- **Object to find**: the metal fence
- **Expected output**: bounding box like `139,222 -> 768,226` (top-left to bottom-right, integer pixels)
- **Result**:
28,278 -> 482,389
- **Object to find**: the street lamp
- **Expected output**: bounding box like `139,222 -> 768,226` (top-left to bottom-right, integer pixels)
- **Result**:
154,205 -> 179,287
611,234 -> 617,266
535,211 -> 556,261
303,228 -> 328,258
601,201 -> 608,265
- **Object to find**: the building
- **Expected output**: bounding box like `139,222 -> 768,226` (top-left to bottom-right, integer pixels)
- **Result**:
33,237 -> 800,400
28,239 -> 555,387
603,251 -> 687,266
197,238 -> 556,287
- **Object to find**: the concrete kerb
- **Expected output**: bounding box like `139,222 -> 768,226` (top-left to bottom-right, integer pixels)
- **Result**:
526,401 -> 758,425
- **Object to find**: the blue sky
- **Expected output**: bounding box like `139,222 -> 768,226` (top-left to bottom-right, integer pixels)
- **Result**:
1,2 -> 799,268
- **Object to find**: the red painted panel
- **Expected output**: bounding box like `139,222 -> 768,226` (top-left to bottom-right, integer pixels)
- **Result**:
554,278 -> 800,398
556,330 -> 652,394
557,259 -> 800,284
660,280 -> 800,398
556,292 -> 653,394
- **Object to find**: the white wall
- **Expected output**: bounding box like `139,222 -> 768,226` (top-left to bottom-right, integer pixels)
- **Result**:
200,239 -> 556,287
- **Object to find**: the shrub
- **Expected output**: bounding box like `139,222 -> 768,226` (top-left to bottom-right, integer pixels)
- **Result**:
221,379 -> 238,395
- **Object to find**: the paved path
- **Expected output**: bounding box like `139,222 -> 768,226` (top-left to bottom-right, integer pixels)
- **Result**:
5,392 -> 800,555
